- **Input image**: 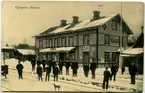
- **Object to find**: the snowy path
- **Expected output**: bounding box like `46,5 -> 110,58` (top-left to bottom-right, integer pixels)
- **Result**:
1,58 -> 143,92
2,69 -> 106,91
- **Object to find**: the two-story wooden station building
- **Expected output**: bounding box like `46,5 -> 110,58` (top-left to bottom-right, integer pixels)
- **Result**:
34,11 -> 133,68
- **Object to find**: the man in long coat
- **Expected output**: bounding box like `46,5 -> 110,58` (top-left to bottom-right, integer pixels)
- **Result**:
102,67 -> 111,89
129,62 -> 138,84
65,60 -> 70,75
16,60 -> 24,79
90,59 -> 97,79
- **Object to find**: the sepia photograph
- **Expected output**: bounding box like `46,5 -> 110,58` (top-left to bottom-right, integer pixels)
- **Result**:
1,1 -> 144,92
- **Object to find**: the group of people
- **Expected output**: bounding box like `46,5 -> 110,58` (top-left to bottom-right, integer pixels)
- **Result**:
102,62 -> 138,89
15,57 -> 138,90
30,57 -> 79,82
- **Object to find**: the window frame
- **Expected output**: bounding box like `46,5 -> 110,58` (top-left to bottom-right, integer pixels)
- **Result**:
54,38 -> 58,47
49,39 -> 52,48
39,40 -> 43,48
58,38 -> 60,47
69,36 -> 74,46
47,39 -> 49,47
105,52 -> 110,63
122,36 -> 128,47
62,37 -> 66,47
112,52 -> 116,63
105,35 -> 110,45
83,35 -> 90,45
112,20 -> 117,30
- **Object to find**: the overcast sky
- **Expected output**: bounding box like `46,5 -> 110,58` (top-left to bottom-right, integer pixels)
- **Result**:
2,1 -> 144,46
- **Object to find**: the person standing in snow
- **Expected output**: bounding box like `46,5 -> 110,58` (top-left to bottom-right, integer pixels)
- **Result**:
90,59 -> 97,79
31,58 -> 36,74
45,64 -> 51,81
53,64 -> 60,82
36,65 -> 43,81
129,62 -> 137,84
42,55 -> 46,72
110,64 -> 118,81
52,59 -> 57,73
102,67 -> 111,89
36,56 -> 41,66
65,59 -> 70,75
16,60 -> 24,79
58,60 -> 64,75
83,63 -> 90,77
71,60 -> 79,77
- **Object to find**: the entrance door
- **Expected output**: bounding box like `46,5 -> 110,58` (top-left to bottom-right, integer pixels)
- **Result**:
83,52 -> 89,64
59,53 -> 66,62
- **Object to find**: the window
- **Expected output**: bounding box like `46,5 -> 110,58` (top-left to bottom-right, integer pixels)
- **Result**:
47,39 -> 49,47
49,39 -> 52,47
52,39 -> 54,47
112,52 -> 116,62
105,35 -> 110,45
43,39 -> 46,48
58,38 -> 60,47
54,38 -> 58,47
112,20 -> 117,30
105,52 -> 110,62
69,37 -> 74,46
122,37 -> 127,47
62,37 -> 66,47
36,40 -> 39,48
39,40 -> 43,48
83,35 -> 89,45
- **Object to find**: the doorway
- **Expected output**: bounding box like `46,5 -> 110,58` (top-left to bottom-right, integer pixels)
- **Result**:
59,52 -> 66,62
83,52 -> 90,64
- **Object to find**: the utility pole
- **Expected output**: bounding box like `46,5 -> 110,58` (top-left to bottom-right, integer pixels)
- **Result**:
119,2 -> 123,68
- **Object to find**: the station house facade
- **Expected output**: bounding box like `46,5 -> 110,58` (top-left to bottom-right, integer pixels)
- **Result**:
34,11 -> 133,68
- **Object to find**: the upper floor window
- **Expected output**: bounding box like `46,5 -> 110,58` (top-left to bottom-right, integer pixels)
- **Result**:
105,52 -> 110,62
49,39 -> 52,47
58,38 -> 60,47
39,40 -> 43,48
112,20 -> 117,30
122,37 -> 128,47
36,40 -> 39,48
83,35 -> 89,45
43,39 -> 46,48
69,36 -> 74,46
47,39 -> 49,47
62,37 -> 66,47
51,39 -> 54,47
54,38 -> 58,47
105,35 -> 110,45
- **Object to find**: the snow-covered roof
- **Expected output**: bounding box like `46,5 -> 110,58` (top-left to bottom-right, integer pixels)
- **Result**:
121,48 -> 143,55
2,46 -> 15,49
40,47 -> 75,53
35,13 -> 132,37
17,49 -> 35,55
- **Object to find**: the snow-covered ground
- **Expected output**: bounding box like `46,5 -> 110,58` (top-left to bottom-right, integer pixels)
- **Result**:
1,58 -> 143,92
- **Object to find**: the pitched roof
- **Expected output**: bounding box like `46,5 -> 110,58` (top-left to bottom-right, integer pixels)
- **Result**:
132,31 -> 144,48
35,13 -> 133,37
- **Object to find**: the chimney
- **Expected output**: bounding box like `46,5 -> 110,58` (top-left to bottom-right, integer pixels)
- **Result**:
93,11 -> 100,20
60,20 -> 67,27
72,16 -> 79,24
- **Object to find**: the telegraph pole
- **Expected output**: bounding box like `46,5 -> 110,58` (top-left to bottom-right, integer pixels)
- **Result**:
119,2 -> 123,68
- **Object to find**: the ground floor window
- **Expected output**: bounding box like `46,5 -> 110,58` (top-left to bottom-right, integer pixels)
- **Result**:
105,52 -> 110,62
112,52 -> 117,62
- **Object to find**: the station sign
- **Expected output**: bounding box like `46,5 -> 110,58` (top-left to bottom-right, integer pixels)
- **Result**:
83,46 -> 90,52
